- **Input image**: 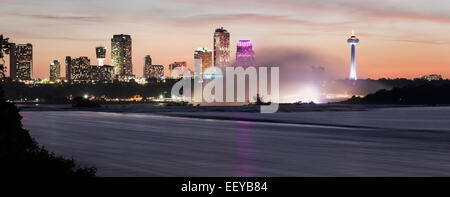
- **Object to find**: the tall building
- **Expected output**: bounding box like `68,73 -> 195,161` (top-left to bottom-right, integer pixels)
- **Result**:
236,40 -> 255,67
348,30 -> 359,80
143,55 -> 152,77
49,60 -> 61,82
70,56 -> 91,82
15,43 -> 33,81
111,34 -> 132,77
9,43 -> 16,80
194,47 -> 212,72
65,56 -> 72,82
213,27 -> 230,67
169,61 -> 187,78
96,46 -> 106,66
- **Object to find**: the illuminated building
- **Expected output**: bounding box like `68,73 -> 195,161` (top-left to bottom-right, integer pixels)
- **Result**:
236,40 -> 255,67
15,43 -> 33,81
65,56 -> 72,82
214,27 -> 230,67
96,46 -> 106,66
143,55 -> 164,79
347,30 -> 359,80
194,47 -> 212,72
143,55 -> 152,78
49,60 -> 61,82
145,65 -> 164,80
70,56 -> 91,82
111,34 -> 132,77
91,65 -> 114,82
169,61 -> 187,78
418,74 -> 443,81
9,43 -> 17,80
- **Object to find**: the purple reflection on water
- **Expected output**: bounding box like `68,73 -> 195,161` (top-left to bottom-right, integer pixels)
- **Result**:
233,120 -> 257,176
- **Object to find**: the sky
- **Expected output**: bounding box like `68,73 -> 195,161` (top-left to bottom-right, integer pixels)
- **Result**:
1,0 -> 450,79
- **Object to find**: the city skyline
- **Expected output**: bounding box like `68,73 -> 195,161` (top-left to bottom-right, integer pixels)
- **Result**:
1,0 -> 450,79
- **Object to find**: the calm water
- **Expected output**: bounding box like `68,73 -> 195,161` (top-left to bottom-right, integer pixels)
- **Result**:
20,109 -> 450,176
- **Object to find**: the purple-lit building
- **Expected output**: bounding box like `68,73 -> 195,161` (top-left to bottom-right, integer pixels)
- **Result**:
236,40 -> 255,67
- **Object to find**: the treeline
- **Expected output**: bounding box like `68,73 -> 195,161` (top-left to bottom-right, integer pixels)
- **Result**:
1,79 -> 180,103
341,83 -> 450,105
328,78 -> 450,96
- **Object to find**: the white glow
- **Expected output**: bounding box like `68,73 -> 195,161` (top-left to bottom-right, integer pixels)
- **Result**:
98,58 -> 105,66
83,94 -> 88,99
298,86 -> 321,103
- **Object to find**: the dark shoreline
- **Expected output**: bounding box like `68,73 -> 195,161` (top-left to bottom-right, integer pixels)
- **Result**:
17,103 -> 433,113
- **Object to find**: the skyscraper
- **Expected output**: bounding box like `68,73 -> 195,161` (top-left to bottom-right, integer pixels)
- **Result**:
111,34 -> 132,77
143,55 -> 152,76
194,47 -> 212,72
49,60 -> 60,82
65,56 -> 72,82
236,40 -> 255,67
15,43 -> 33,81
348,30 -> 359,80
213,27 -> 230,67
96,46 -> 106,66
9,43 -> 16,80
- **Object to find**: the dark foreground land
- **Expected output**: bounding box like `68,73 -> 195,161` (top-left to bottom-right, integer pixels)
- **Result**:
0,85 -> 96,176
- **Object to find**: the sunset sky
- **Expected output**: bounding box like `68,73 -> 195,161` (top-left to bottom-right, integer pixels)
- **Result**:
1,0 -> 450,79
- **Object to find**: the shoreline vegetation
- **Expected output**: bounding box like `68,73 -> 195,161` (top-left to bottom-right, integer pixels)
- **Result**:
0,85 -> 96,177
2,78 -> 450,105
340,84 -> 450,105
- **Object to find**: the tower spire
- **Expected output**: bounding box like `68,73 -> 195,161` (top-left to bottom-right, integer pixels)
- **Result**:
347,30 -> 359,80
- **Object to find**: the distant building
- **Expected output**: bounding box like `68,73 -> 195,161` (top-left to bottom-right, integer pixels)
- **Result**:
143,55 -> 152,78
111,34 -> 132,77
49,60 -> 61,82
9,43 -> 17,80
143,55 -> 164,80
15,43 -> 33,81
65,56 -> 72,82
194,47 -> 212,72
236,40 -> 255,67
169,61 -> 187,78
214,27 -> 230,67
96,46 -> 106,66
348,30 -> 359,80
145,65 -> 164,80
418,74 -> 443,81
70,56 -> 91,82
91,65 -> 114,82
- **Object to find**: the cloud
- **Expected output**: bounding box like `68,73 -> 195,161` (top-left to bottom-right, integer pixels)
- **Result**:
166,0 -> 450,24
5,32 -> 105,42
12,13 -> 105,23
164,13 -> 356,29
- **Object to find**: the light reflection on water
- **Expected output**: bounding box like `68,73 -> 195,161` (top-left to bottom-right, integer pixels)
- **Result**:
20,110 -> 450,177
234,121 -> 256,176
